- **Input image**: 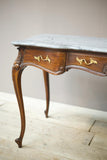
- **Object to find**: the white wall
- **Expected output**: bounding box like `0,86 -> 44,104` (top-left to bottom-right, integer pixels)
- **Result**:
0,0 -> 107,111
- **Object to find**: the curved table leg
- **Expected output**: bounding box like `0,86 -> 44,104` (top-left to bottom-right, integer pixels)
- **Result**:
12,64 -> 26,148
43,71 -> 50,118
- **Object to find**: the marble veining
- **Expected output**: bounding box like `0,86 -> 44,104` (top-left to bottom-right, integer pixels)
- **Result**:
12,34 -> 107,53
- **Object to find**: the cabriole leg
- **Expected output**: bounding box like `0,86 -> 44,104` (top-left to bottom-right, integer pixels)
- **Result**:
12,64 -> 26,148
43,71 -> 50,118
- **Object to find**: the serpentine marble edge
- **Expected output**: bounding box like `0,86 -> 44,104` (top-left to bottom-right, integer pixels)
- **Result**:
12,34 -> 107,53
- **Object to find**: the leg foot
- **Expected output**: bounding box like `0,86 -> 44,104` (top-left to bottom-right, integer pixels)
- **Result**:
15,138 -> 22,148
44,110 -> 48,118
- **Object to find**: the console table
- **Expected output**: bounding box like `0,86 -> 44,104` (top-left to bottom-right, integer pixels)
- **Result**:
12,34 -> 107,148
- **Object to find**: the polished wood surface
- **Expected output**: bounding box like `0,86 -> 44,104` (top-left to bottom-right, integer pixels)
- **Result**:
23,47 -> 66,75
43,71 -> 50,118
12,48 -> 26,148
66,50 -> 107,76
12,35 -> 107,148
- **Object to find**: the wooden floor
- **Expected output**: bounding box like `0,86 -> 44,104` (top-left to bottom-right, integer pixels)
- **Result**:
0,92 -> 107,160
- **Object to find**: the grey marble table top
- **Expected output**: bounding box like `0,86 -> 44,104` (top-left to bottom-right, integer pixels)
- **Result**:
12,34 -> 107,53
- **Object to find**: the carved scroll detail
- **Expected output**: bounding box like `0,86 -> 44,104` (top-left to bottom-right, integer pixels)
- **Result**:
13,48 -> 24,70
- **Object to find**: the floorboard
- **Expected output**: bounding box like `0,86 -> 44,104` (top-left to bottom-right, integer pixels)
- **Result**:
0,92 -> 107,160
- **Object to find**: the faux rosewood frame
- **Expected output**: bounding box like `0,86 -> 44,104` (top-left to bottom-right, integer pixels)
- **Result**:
12,46 -> 107,148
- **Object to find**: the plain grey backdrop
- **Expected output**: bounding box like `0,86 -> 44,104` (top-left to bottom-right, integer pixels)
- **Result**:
0,0 -> 107,111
